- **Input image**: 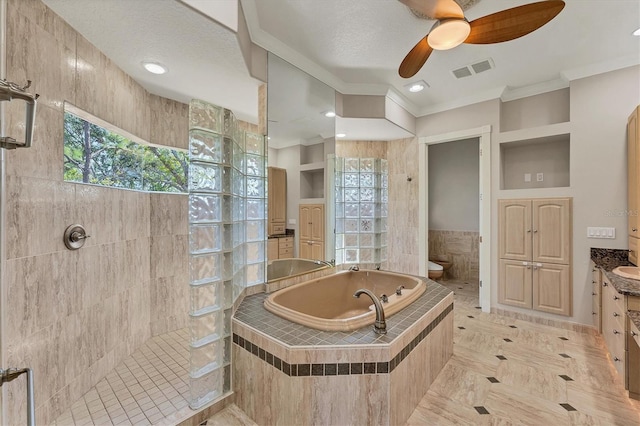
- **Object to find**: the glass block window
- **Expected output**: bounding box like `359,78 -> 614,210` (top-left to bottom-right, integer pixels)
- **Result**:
63,111 -> 187,193
335,158 -> 387,266
188,100 -> 266,409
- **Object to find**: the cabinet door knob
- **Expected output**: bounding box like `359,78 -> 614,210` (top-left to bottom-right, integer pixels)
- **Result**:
592,280 -> 597,284
592,292 -> 597,296
632,331 -> 638,337
614,356 -> 621,362
633,228 -> 638,232
613,312 -> 619,317
603,282 -> 608,287
527,229 -> 532,233
613,295 -> 620,300
592,312 -> 597,315
613,329 -> 620,335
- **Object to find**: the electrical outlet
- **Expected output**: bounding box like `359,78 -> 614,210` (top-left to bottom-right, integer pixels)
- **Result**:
288,219 -> 296,225
536,173 -> 544,182
524,173 -> 531,182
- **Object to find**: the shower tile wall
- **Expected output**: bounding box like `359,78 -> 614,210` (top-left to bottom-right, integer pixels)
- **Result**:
387,138 -> 420,275
2,1 -> 188,424
428,230 -> 480,282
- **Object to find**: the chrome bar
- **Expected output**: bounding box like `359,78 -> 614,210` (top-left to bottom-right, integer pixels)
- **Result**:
0,367 -> 36,426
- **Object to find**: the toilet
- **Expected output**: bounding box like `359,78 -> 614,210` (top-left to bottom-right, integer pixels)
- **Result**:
428,260 -> 443,280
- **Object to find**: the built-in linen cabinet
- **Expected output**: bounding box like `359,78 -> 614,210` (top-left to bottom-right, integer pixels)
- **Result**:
498,198 -> 572,316
591,261 -> 602,332
299,204 -> 325,259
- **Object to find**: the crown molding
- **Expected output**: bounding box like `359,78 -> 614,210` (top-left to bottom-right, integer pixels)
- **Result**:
500,77 -> 569,102
561,54 -> 640,82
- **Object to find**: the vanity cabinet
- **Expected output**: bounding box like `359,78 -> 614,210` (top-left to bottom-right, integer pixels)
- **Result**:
299,204 -> 324,260
601,275 -> 627,381
278,236 -> 293,259
629,106 -> 640,264
498,198 -> 572,316
268,238 -> 278,261
268,167 -> 287,235
591,261 -> 602,332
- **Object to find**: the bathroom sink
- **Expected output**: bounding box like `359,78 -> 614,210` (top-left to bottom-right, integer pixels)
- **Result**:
613,266 -> 640,280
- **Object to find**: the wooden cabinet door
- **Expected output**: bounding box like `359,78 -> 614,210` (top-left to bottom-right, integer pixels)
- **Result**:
299,204 -> 324,241
629,107 -> 639,238
268,167 -> 286,234
267,238 -> 278,261
498,259 -> 532,309
310,242 -> 325,260
299,240 -> 312,259
499,199 -> 532,261
532,198 -> 571,265
299,205 -> 311,241
532,263 -> 571,316
310,204 -> 325,241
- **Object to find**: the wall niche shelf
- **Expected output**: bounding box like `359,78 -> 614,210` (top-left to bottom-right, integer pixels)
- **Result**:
299,143 -> 326,200
499,122 -> 570,191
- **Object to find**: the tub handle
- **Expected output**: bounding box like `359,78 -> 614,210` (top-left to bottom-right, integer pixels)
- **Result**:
380,294 -> 389,303
396,285 -> 404,296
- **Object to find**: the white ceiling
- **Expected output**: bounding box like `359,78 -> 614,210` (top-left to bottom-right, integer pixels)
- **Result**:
41,0 -> 640,129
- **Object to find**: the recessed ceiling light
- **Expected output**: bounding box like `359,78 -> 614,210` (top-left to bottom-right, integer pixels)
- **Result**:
405,80 -> 429,93
142,61 -> 167,75
324,111 -> 336,118
336,133 -> 346,138
634,27 -> 640,36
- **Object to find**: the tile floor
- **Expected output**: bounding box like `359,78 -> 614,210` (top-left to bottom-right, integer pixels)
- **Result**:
207,278 -> 640,425
53,329 -> 191,426
54,279 -> 640,425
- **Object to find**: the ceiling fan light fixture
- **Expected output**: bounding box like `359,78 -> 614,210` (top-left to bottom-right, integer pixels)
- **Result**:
427,19 -> 471,50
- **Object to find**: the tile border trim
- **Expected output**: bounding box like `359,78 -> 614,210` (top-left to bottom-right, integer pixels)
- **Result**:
232,303 -> 453,376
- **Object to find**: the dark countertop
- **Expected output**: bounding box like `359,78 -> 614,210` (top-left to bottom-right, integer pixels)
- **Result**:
590,248 -> 640,297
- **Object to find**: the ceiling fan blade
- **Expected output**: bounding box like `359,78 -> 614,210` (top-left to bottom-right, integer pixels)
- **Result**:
399,37 -> 434,78
465,0 -> 565,44
398,0 -> 463,20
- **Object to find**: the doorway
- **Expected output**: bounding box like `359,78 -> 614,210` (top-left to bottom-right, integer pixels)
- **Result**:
428,138 -> 480,300
418,126 -> 492,312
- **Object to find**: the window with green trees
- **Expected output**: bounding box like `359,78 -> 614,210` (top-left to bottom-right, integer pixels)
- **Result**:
63,111 -> 188,193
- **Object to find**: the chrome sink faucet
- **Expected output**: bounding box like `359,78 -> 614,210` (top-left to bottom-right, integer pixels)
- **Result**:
353,288 -> 386,334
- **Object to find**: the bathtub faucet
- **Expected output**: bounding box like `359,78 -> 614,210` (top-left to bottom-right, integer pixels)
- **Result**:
314,259 -> 335,267
353,289 -> 387,334
349,265 -> 360,272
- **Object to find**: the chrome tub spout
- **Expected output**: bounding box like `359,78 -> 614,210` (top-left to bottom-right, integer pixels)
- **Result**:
353,288 -> 387,334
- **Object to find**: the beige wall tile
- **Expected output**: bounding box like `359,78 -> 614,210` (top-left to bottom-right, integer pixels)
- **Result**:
149,95 -> 189,150
150,193 -> 188,237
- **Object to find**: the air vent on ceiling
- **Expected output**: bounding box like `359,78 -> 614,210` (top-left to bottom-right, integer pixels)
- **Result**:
451,58 -> 495,79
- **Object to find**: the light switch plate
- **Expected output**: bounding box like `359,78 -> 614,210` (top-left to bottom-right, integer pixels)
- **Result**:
524,173 -> 531,182
587,227 -> 616,239
536,173 -> 544,182
288,219 -> 296,225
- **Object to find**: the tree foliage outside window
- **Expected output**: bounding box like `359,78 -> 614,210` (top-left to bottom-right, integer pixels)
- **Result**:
63,112 -> 188,193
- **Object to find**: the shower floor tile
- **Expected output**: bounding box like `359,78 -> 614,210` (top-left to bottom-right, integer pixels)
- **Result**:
52,329 -> 192,426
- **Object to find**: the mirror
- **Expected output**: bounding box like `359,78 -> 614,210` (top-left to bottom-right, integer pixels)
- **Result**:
266,53 -> 336,281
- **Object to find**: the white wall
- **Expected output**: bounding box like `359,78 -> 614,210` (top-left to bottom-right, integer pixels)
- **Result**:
428,138 -> 479,231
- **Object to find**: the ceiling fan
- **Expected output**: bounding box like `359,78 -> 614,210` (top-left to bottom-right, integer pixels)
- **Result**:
398,0 -> 565,78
